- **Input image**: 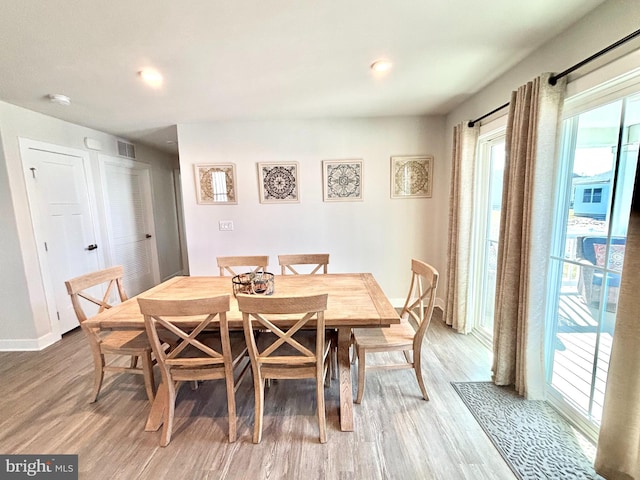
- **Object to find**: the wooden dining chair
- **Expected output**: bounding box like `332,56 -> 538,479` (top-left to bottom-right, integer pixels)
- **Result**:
137,294 -> 247,446
217,255 -> 269,276
237,293 -> 331,443
352,259 -> 439,403
278,253 -> 329,275
278,253 -> 336,379
65,265 -> 156,404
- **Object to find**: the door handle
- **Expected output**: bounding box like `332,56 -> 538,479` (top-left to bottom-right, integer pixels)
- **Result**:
146,234 -> 152,239
86,244 -> 98,251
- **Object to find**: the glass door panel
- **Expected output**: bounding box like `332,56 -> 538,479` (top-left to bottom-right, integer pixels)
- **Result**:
471,133 -> 505,346
477,140 -> 505,337
546,92 -> 639,429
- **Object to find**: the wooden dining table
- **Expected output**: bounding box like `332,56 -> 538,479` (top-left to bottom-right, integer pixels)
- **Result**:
83,273 -> 399,432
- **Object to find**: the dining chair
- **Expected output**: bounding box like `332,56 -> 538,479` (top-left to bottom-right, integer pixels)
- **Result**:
217,255 -> 269,276
137,294 -> 247,446
65,265 -> 156,403
278,253 -> 329,275
352,259 -> 439,403
237,293 -> 331,443
278,253 -> 336,379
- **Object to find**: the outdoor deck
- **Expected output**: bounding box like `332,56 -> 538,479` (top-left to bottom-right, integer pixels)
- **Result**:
551,292 -> 616,425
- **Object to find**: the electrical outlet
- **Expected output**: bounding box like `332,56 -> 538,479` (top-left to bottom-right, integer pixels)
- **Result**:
219,220 -> 234,231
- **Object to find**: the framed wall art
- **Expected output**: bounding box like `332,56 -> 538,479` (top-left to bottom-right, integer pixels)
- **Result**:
257,162 -> 300,203
390,155 -> 433,198
194,163 -> 238,205
322,159 -> 363,202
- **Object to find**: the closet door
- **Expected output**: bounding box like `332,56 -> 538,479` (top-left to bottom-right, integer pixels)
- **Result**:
101,156 -> 160,296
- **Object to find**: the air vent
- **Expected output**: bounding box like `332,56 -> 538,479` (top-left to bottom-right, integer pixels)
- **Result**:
117,140 -> 136,159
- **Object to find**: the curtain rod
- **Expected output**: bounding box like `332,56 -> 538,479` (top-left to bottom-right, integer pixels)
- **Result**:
467,102 -> 509,128
467,27 -> 640,128
549,27 -> 640,85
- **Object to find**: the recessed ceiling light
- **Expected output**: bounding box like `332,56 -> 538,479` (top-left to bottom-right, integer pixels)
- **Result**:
138,69 -> 163,88
48,93 -> 71,106
370,60 -> 392,73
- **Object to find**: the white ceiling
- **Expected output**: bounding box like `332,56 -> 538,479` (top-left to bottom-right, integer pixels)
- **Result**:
0,0 -> 606,154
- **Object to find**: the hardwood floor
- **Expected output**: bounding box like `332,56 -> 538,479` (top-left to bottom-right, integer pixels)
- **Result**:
0,311 -> 516,479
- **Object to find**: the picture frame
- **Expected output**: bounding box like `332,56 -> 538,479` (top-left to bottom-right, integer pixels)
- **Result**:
390,155 -> 433,198
257,162 -> 300,203
194,163 -> 238,205
322,159 -> 363,202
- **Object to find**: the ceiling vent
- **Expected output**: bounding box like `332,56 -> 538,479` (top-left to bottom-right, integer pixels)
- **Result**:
117,140 -> 136,159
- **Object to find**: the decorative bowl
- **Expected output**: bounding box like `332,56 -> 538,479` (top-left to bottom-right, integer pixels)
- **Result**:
232,272 -> 275,297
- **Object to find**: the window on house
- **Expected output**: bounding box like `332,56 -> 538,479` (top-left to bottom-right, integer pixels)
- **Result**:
583,188 -> 592,203
592,188 -> 602,203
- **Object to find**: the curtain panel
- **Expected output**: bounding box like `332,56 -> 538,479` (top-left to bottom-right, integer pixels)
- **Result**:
444,122 -> 479,334
595,175 -> 640,479
492,73 -> 566,398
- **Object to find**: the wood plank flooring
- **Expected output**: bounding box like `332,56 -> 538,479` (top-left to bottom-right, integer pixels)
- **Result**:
0,311 -> 516,479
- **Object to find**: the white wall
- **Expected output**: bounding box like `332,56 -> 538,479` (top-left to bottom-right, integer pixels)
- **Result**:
177,116 -> 446,303
447,0 -> 640,132
441,0 -> 640,298
0,100 -> 183,348
0,128 -> 35,340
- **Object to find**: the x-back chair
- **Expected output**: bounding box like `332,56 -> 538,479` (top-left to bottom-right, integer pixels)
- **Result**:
352,259 -> 439,403
65,265 -> 156,403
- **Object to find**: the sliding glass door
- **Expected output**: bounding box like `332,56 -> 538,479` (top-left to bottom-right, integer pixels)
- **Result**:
471,131 -> 505,345
545,92 -> 639,436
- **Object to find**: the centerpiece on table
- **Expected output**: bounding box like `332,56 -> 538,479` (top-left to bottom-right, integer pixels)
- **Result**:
231,271 -> 275,296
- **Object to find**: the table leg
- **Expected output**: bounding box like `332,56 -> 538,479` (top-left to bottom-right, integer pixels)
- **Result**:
337,327 -> 354,432
145,381 -> 167,432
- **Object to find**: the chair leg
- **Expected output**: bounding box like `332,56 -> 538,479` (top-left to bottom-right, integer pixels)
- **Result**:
253,371 -> 265,444
331,331 -> 338,380
130,356 -> 138,368
413,348 -> 429,401
160,381 -> 176,447
224,370 -> 237,443
141,352 -> 156,403
403,350 -> 412,364
234,356 -> 251,392
355,345 -> 366,404
317,364 -> 327,443
350,334 -> 357,365
90,353 -> 106,403
324,355 -> 331,388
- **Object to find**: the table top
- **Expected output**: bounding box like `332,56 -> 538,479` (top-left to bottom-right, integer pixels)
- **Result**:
84,273 -> 400,330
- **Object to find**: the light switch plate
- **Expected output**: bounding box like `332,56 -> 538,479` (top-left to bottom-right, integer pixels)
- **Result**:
219,220 -> 234,231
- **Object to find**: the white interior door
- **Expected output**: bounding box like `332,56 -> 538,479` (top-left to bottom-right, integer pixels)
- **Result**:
101,157 -> 159,296
21,141 -> 101,334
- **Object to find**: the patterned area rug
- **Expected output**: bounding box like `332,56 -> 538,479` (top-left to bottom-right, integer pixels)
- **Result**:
452,382 -> 602,480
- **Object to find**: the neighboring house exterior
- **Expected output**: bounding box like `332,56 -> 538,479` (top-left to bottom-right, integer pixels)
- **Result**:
572,172 -> 611,220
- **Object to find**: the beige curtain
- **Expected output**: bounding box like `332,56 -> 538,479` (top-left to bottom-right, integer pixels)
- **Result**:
444,122 -> 479,333
492,73 -> 566,398
595,202 -> 640,478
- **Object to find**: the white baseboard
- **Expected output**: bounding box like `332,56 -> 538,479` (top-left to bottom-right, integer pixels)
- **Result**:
0,331 -> 61,352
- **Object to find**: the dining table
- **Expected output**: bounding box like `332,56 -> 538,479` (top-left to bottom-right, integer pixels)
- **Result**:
83,273 -> 400,432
